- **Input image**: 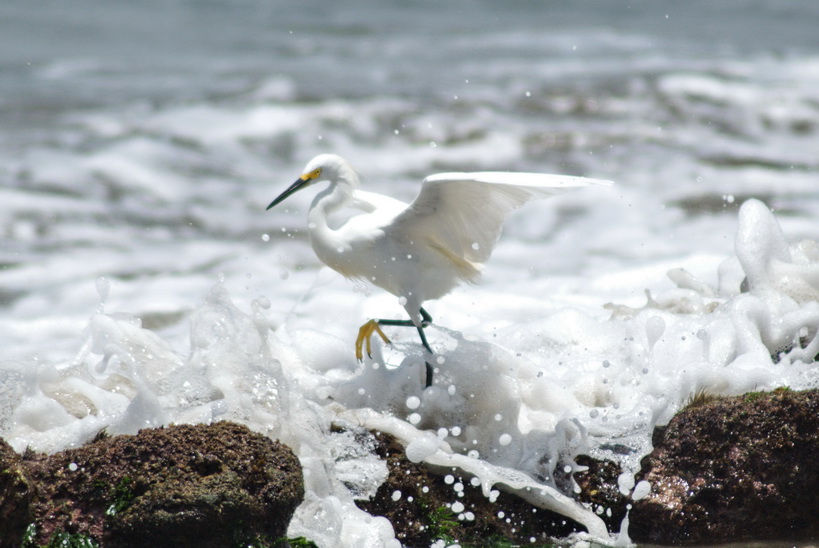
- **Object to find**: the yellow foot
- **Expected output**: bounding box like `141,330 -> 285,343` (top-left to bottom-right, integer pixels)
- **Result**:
355,319 -> 392,361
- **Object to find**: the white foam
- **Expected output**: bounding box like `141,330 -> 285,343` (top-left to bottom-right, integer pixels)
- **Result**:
4,197 -> 819,547
2,31 -> 819,547
7,197 -> 819,545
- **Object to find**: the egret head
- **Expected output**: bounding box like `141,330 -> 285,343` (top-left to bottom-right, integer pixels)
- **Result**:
266,154 -> 354,210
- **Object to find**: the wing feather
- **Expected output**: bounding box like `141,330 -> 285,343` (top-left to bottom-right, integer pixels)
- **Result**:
388,171 -> 611,269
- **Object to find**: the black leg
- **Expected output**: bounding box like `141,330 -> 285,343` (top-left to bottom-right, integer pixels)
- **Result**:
369,308 -> 435,387
415,324 -> 433,354
418,308 -> 434,387
375,307 -> 434,353
425,361 -> 434,388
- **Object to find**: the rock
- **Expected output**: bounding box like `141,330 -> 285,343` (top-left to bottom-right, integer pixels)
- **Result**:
630,388 -> 819,544
351,427 -> 586,547
573,454 -> 628,533
0,438 -> 33,546
1,421 -> 303,547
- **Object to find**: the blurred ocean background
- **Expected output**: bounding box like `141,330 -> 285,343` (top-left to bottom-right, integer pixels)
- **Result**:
2,0 -> 819,346
2,0 -> 819,545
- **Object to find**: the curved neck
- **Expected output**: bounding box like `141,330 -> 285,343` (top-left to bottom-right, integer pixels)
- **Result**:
308,181 -> 352,230
306,181 -> 356,270
305,162 -> 359,265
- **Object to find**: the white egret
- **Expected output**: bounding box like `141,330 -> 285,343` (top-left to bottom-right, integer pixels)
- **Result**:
267,154 -> 610,386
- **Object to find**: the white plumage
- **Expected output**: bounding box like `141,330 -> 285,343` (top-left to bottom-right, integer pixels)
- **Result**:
267,153 -> 610,382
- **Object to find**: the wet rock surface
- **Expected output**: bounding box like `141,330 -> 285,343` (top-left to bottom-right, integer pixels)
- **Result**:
630,388 -> 819,544
0,438 -> 32,544
0,421 -> 303,548
3,389 -> 818,547
353,427 -> 593,547
572,454 -> 628,534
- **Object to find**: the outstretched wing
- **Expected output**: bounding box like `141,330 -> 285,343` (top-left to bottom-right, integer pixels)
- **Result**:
388,171 -> 611,271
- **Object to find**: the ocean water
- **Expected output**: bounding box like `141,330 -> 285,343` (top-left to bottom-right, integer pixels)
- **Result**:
2,0 -> 819,545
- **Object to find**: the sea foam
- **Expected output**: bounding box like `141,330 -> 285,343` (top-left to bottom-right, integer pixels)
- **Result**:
2,199 -> 818,546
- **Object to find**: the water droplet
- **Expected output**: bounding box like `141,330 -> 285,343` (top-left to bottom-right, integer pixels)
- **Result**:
406,396 -> 421,409
633,480 -> 652,501
408,413 -> 421,425
398,296 -> 407,306
646,316 -> 665,348
451,501 -> 465,513
444,474 -> 455,485
261,233 -> 270,242
451,426 -> 461,436
471,242 -> 480,250
68,462 -> 78,472
391,490 -> 402,501
499,433 -> 512,446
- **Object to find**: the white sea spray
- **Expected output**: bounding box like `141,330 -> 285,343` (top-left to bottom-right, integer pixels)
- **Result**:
2,200 -> 818,546
2,3 -> 819,545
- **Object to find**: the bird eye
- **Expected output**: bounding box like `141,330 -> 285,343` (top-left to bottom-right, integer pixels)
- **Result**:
312,168 -> 322,178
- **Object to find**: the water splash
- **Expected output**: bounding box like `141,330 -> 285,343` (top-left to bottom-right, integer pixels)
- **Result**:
2,200 -> 819,546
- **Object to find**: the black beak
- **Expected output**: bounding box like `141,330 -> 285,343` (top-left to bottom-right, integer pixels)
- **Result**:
266,177 -> 310,210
